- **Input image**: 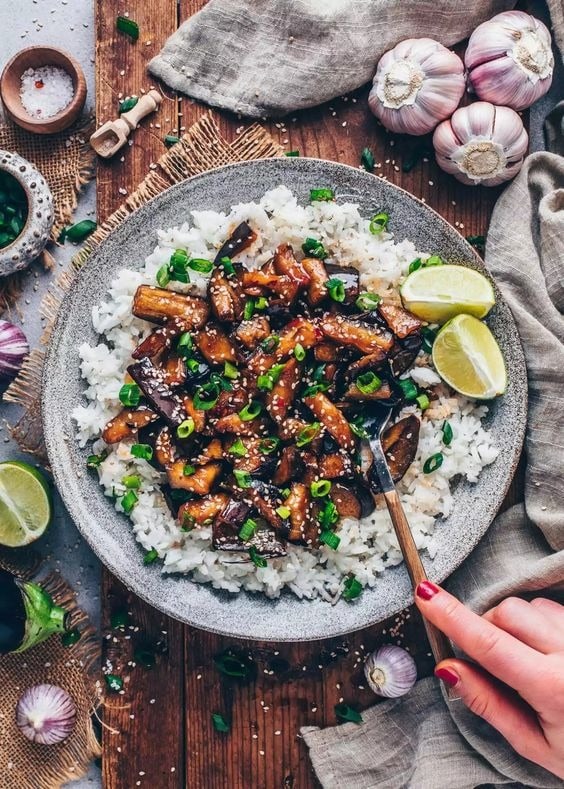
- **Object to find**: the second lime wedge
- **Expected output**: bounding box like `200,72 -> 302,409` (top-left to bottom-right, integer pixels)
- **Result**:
0,461 -> 52,547
400,264 -> 495,324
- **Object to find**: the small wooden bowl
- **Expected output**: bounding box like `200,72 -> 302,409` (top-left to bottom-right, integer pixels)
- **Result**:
0,47 -> 87,134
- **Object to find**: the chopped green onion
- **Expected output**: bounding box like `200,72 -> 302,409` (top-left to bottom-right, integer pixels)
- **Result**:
119,383 -> 141,407
421,326 -> 436,353
188,258 -> 213,273
122,474 -> 141,489
355,291 -> 381,311
183,464 -> 196,476
334,703 -> 363,723
119,96 -> 138,114
325,277 -> 345,303
164,134 -> 180,148
194,382 -> 220,410
143,548 -> 159,565
229,438 -> 248,457
320,530 -> 341,550
169,249 -> 190,283
116,15 -> 139,40
355,371 -> 382,394
177,417 -> 195,438
257,363 -> 285,391
302,382 -> 330,397
319,500 -> 339,530
398,378 -> 418,401
219,256 -> 236,276
211,713 -> 230,733
293,343 -> 306,361
249,546 -> 267,567
243,299 -> 255,320
312,363 -> 326,382
342,575 -> 363,601
121,490 -> 138,514
238,400 -> 262,421
259,437 -> 280,454
296,422 -> 321,447
425,254 -> 444,267
361,147 -> 375,172
311,479 -> 331,498
254,296 -> 268,310
87,451 -> 107,469
238,518 -> 257,541
310,188 -> 334,202
186,358 -> 201,373
105,674 -> 124,693
156,264 -> 170,287
65,219 -> 97,243
285,150 -> 300,157
408,258 -> 423,274
276,506 -> 291,519
369,212 -> 389,235
301,237 -> 328,260
131,443 -> 153,461
423,453 -> 444,474
260,334 -> 280,353
181,511 -> 195,531
257,374 -> 273,391
442,421 -> 453,446
416,393 -> 430,411
234,469 -> 252,488
61,628 -> 81,647
209,372 -> 232,392
349,417 -> 369,440
223,361 -> 239,380
177,332 -> 193,351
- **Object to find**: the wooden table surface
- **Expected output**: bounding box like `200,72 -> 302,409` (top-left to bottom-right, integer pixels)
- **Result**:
96,2 -> 525,786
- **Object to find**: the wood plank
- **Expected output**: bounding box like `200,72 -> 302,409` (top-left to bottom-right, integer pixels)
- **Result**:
96,0 -> 185,787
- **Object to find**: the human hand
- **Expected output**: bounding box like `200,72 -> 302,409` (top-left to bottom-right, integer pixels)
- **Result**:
415,581 -> 564,780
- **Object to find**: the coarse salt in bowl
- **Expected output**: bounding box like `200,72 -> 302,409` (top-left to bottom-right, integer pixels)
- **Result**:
20,65 -> 75,120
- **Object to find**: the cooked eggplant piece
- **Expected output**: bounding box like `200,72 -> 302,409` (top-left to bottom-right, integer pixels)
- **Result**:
368,414 -> 420,491
178,493 -> 229,528
182,394 -> 206,434
214,413 -> 269,437
208,267 -> 244,323
127,358 -> 186,428
265,357 -> 301,423
318,450 -> 356,479
102,407 -> 158,444
231,479 -> 287,532
344,379 -> 393,402
355,482 -> 376,517
247,318 -> 318,376
213,221 -> 257,264
209,386 -> 248,419
320,314 -> 393,354
233,316 -> 271,350
132,318 -> 189,360
154,426 -> 176,468
162,354 -> 187,387
240,270 -> 299,304
324,263 -> 360,306
378,302 -> 422,339
281,482 -> 318,546
167,461 -> 222,494
193,438 -> 224,465
136,418 -> 166,468
302,257 -> 329,305
132,285 -> 209,328
212,499 -> 251,550
184,358 -> 211,387
388,334 -> 423,377
227,437 -> 278,478
304,391 -> 356,451
277,417 -> 311,442
272,445 -> 305,485
329,483 -> 362,519
249,529 -> 287,558
195,324 -> 238,364
314,342 -> 339,362
346,351 -> 388,377
265,300 -> 294,330
273,244 -> 310,287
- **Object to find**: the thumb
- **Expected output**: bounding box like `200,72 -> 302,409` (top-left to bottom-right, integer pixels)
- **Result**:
435,659 -> 547,765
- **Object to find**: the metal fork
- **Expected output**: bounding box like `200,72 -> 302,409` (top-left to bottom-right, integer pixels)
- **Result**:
363,405 -> 458,696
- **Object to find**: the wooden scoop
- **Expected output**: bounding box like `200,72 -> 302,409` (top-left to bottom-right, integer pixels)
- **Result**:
90,89 -> 162,159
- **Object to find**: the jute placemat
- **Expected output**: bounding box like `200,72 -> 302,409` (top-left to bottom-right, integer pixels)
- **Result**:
0,119 -> 95,316
4,113 -> 282,461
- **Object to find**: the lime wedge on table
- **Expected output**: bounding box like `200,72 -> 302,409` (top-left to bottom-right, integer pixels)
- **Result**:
400,265 -> 495,324
432,314 -> 507,400
0,461 -> 52,547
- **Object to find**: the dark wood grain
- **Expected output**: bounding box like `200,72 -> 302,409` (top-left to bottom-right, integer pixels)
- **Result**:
97,1 -> 524,786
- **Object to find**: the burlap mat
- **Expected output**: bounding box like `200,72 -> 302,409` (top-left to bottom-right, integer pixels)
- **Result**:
5,113 -> 282,460
0,557 -> 101,789
0,120 -> 95,316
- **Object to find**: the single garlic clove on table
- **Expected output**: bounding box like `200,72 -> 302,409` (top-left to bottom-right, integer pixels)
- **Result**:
369,38 -> 465,136
465,10 -> 554,111
433,102 -> 528,187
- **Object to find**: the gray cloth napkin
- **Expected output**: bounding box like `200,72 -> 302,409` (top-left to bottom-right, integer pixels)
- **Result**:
300,142 -> 564,789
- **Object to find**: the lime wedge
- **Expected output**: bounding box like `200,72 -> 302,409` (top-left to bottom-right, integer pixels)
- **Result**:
400,265 -> 495,324
0,461 -> 52,547
432,314 -> 507,399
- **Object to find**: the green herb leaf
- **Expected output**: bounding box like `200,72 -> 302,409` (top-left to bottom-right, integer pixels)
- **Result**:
301,237 -> 328,260
143,548 -> 159,565
219,256 -> 236,276
183,464 -> 196,476
116,15 -> 139,40
119,96 -> 138,114
164,134 -> 180,148
65,219 -> 97,243
212,712 -> 230,733
105,674 -> 124,692
131,443 -> 153,461
442,421 -> 453,446
423,452 -> 443,474
156,264 -> 170,287
310,188 -> 335,202
325,277 -> 345,303
361,147 -> 375,172
408,258 -> 423,274
285,150 -> 300,157
335,703 -> 363,723
425,254 -> 444,267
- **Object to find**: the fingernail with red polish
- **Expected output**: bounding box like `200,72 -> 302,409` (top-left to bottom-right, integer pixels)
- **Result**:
435,666 -> 460,687
416,580 -> 440,600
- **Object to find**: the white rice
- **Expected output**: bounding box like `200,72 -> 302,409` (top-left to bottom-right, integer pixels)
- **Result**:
73,186 -> 498,601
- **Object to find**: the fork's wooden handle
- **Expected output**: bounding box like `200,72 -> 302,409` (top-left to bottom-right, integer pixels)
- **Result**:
384,489 -> 458,696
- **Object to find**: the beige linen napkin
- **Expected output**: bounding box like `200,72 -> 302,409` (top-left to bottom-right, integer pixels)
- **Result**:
300,144 -> 564,788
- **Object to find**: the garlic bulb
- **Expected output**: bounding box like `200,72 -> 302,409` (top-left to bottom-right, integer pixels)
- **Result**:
16,684 -> 77,745
364,644 -> 417,698
433,102 -> 528,186
466,11 -> 553,111
0,319 -> 28,380
369,39 -> 465,136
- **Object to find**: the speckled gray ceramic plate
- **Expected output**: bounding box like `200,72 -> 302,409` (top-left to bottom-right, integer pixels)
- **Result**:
43,158 -> 527,641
